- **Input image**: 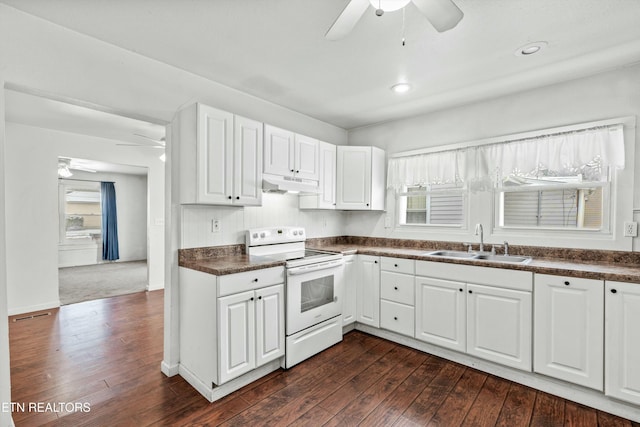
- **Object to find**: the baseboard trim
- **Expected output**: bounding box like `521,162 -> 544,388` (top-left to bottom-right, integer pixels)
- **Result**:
147,283 -> 164,291
8,300 -> 60,316
160,360 -> 179,377
355,324 -> 640,423
179,359 -> 282,403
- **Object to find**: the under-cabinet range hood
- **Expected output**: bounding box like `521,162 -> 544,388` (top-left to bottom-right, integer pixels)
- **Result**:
262,174 -> 319,194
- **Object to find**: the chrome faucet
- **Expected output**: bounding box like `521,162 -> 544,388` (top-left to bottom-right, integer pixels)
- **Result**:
475,223 -> 484,252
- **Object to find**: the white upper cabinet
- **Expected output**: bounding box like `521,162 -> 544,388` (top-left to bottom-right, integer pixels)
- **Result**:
605,280 -> 640,405
264,124 -> 319,181
264,124 -> 295,177
534,274 -> 603,390
336,146 -> 385,210
177,103 -> 262,205
299,141 -> 336,210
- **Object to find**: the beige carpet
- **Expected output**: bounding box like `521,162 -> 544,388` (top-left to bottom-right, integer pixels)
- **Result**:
59,260 -> 148,305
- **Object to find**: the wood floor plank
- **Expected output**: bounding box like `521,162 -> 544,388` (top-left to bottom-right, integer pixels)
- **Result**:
8,291 -> 638,427
529,391 -> 566,427
460,375 -> 511,427
359,355 -> 445,427
494,382 -> 537,427
564,400 -> 599,427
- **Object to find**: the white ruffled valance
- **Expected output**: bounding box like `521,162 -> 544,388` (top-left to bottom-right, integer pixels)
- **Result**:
387,124 -> 625,191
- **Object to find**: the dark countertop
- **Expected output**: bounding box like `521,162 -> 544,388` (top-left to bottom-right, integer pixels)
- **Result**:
307,243 -> 640,283
178,242 -> 640,283
179,254 -> 285,276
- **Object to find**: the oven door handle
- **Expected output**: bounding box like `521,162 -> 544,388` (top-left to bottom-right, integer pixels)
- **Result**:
287,260 -> 342,276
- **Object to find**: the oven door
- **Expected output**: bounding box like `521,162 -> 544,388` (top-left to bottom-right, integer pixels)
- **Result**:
286,259 -> 343,335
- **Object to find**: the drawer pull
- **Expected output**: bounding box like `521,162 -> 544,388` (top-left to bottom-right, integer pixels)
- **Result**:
393,316 -> 398,320
250,297 -> 254,301
253,278 -> 259,282
611,289 -> 617,294
564,281 -> 570,286
459,288 -> 463,292
394,263 -> 398,267
394,286 -> 398,290
468,290 -> 473,294
258,296 -> 262,299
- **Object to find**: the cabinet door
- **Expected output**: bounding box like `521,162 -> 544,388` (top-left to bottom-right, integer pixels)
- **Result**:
605,280 -> 640,405
318,141 -> 336,209
467,284 -> 532,371
415,277 -> 466,352
294,134 -> 319,180
196,104 -> 234,204
255,284 -> 285,367
342,255 -> 357,326
234,116 -> 263,206
356,255 -> 380,327
218,290 -> 255,384
337,146 -> 371,210
534,275 -> 603,390
264,124 -> 294,176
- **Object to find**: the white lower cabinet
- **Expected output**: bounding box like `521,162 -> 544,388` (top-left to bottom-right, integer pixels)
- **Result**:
414,261 -> 532,371
534,274 -> 603,390
605,280 -> 640,405
379,257 -> 415,337
467,284 -> 532,371
180,267 -> 285,392
342,254 -> 357,326
356,255 -> 380,327
415,276 -> 466,352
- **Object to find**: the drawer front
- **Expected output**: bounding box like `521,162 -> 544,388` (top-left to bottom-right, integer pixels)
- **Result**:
218,267 -> 285,297
381,257 -> 415,275
380,271 -> 414,305
380,300 -> 415,337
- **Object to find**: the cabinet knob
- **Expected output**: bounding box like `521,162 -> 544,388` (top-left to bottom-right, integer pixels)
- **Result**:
228,196 -> 232,200
394,264 -> 398,267
253,278 -> 259,282
468,290 -> 473,294
258,296 -> 262,300
374,260 -> 378,264
290,169 -> 294,172
394,286 -> 398,290
236,196 -> 240,200
564,281 -> 570,286
366,203 -> 370,206
394,316 -> 398,320
250,297 -> 254,301
611,289 -> 617,294
296,170 -> 299,173
459,288 -> 463,292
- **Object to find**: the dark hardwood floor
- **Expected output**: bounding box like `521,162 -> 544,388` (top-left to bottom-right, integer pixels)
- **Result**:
8,290 -> 638,426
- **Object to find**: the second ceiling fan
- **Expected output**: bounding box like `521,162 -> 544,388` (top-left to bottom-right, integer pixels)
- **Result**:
325,0 -> 463,40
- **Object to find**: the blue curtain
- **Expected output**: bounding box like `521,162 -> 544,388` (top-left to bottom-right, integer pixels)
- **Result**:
101,182 -> 120,261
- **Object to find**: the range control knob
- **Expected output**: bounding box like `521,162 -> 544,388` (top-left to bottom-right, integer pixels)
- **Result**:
260,232 -> 266,238
299,229 -> 304,235
293,230 -> 298,236
252,233 -> 258,238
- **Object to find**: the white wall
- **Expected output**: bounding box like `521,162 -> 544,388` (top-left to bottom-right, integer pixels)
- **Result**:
347,64 -> 640,251
181,193 -> 345,248
4,123 -> 164,315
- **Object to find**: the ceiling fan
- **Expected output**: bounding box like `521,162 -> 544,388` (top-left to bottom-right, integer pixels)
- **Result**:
325,0 -> 463,40
116,133 -> 166,149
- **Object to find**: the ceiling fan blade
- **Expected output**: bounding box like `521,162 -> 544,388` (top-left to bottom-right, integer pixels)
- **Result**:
411,0 -> 463,32
325,0 -> 370,40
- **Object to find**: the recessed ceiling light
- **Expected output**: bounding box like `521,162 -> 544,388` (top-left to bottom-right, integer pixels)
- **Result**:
391,83 -> 412,94
515,41 -> 548,57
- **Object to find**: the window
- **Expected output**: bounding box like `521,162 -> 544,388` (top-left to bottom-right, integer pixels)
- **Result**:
59,182 -> 102,243
497,177 -> 606,230
398,183 -> 465,226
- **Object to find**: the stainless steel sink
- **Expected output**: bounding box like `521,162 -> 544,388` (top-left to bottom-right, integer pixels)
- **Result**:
471,254 -> 532,264
425,250 -> 532,264
424,250 -> 476,259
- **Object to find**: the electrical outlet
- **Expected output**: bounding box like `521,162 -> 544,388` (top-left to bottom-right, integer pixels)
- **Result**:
212,219 -> 221,233
624,221 -> 638,237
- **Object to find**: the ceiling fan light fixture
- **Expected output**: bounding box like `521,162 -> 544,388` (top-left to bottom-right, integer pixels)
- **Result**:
515,41 -> 547,57
369,0 -> 411,13
391,82 -> 412,94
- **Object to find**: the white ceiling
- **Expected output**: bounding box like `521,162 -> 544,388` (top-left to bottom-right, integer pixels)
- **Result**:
3,0 -> 640,130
